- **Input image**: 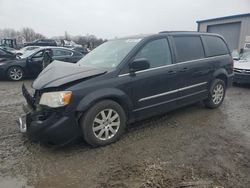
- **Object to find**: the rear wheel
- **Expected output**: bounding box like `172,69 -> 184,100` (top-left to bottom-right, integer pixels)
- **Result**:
80,100 -> 126,146
204,79 -> 226,109
7,66 -> 24,81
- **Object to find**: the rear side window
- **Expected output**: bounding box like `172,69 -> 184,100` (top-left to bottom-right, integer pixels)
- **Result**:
52,49 -> 73,57
173,36 -> 205,62
203,36 -> 229,57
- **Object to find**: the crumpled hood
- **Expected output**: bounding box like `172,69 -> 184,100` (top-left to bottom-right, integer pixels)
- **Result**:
234,60 -> 250,70
33,60 -> 107,89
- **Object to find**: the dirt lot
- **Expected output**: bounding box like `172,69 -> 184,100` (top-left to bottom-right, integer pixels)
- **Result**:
0,80 -> 249,188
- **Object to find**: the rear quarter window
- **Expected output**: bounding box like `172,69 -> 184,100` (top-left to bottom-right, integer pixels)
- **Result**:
173,36 -> 205,62
202,35 -> 229,57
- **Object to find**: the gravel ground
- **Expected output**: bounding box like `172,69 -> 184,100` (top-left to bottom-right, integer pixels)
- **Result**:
0,80 -> 249,188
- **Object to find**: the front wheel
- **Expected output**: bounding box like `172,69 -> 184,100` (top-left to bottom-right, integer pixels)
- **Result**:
80,100 -> 126,147
204,79 -> 226,109
7,66 -> 24,81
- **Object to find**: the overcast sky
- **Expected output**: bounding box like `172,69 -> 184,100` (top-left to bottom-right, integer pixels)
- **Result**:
0,0 -> 249,39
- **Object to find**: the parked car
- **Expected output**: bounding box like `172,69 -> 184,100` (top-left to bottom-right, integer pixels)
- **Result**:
0,46 -> 17,54
24,39 -> 57,47
15,46 -> 41,56
234,50 -> 250,83
0,48 -> 16,62
0,47 -> 83,81
19,32 -> 233,146
1,38 -> 17,48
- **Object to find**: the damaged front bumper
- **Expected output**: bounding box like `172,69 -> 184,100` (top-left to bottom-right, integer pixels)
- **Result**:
234,72 -> 250,84
18,84 -> 81,146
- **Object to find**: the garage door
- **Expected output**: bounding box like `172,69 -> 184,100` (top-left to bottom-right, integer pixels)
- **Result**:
207,22 -> 241,51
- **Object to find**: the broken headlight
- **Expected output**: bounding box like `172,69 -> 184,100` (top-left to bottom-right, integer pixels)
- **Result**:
39,91 -> 72,108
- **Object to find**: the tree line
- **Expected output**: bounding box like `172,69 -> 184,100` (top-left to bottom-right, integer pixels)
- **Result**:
0,27 -> 106,47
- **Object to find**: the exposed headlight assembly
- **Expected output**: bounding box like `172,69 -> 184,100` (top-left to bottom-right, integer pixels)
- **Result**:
39,91 -> 72,108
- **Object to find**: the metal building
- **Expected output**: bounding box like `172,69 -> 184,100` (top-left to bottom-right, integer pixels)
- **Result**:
197,13 -> 250,51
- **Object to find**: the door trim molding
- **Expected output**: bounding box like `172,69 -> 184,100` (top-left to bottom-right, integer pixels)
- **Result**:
139,82 -> 207,102
133,89 -> 207,112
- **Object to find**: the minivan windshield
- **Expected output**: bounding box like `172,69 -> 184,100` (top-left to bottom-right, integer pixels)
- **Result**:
78,39 -> 141,68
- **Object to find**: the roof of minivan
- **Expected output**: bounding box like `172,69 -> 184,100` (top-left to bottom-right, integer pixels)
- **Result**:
117,31 -> 220,40
109,32 -> 225,44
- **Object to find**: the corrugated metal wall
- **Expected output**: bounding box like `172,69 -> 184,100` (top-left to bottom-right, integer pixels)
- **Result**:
198,16 -> 250,50
207,22 -> 241,51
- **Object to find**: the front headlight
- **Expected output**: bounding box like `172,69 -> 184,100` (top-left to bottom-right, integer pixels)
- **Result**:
39,91 -> 72,108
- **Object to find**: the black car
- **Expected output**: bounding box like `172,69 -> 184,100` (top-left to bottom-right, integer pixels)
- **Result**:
0,48 -> 16,62
19,32 -> 234,146
0,47 -> 83,81
24,39 -> 57,47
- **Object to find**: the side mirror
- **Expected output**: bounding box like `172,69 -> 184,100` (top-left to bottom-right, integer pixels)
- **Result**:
129,58 -> 150,73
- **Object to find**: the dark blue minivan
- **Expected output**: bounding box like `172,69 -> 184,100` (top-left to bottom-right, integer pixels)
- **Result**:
19,31 -> 234,146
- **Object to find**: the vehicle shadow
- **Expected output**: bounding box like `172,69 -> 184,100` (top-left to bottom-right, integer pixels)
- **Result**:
44,102 -> 204,152
0,78 -> 34,82
233,83 -> 250,88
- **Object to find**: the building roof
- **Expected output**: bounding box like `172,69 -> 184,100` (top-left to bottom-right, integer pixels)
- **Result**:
197,13 -> 250,23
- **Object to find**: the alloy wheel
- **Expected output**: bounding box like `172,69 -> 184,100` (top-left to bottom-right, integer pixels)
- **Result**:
212,83 -> 224,105
92,109 -> 120,141
9,67 -> 23,81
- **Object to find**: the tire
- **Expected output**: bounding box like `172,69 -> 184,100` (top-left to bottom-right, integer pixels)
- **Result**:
204,79 -> 226,109
80,100 -> 126,147
7,66 -> 24,81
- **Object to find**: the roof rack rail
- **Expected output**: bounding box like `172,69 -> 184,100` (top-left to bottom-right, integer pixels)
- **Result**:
159,31 -> 198,34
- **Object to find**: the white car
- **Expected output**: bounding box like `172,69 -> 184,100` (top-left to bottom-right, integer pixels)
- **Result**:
234,50 -> 250,84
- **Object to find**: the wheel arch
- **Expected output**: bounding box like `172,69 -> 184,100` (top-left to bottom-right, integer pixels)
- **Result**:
76,88 -> 133,121
212,69 -> 228,87
6,65 -> 25,79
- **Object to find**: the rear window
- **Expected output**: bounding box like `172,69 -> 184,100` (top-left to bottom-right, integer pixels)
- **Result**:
173,36 -> 205,62
203,36 -> 229,57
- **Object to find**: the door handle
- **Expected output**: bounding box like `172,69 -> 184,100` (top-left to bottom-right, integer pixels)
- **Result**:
180,67 -> 189,72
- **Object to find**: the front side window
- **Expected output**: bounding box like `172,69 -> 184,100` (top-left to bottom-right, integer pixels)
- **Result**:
33,51 -> 44,58
78,39 -> 140,68
134,38 -> 172,68
173,36 -> 205,62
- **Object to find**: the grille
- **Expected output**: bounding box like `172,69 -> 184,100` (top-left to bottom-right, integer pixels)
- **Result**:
234,68 -> 250,74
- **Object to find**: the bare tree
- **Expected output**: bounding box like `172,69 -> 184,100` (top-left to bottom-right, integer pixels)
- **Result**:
21,27 -> 45,42
0,27 -> 45,43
